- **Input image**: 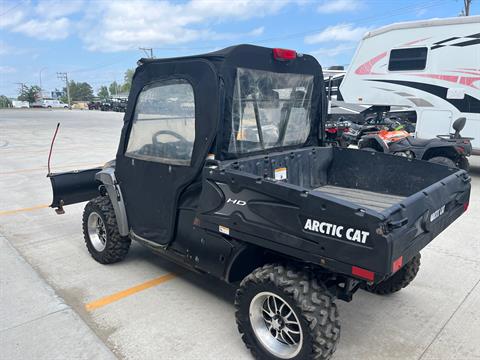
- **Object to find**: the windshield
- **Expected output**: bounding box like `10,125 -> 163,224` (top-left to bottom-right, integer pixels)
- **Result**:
228,68 -> 314,154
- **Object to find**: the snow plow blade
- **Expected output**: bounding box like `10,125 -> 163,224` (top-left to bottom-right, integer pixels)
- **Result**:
49,168 -> 102,213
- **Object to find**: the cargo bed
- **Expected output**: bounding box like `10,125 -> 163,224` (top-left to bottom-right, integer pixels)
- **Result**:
199,146 -> 470,278
314,185 -> 405,212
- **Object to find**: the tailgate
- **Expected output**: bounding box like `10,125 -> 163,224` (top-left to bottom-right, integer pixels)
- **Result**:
383,169 -> 471,272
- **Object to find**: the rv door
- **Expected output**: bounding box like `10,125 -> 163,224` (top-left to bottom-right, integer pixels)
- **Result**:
416,110 -> 452,139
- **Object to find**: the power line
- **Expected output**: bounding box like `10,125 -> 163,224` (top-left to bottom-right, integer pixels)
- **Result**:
149,0 -> 449,51
252,0 -> 450,44
139,47 -> 154,58
0,0 -> 25,17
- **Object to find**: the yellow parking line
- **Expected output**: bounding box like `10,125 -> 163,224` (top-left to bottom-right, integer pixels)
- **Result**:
85,273 -> 178,311
0,204 -> 50,216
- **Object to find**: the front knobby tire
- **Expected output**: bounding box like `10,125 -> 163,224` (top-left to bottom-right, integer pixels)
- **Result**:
82,196 -> 131,264
364,254 -> 421,295
235,264 -> 340,360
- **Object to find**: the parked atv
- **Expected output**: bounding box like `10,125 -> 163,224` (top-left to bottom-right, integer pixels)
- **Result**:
47,45 -> 470,360
343,115 -> 416,146
359,117 -> 472,170
324,119 -> 350,147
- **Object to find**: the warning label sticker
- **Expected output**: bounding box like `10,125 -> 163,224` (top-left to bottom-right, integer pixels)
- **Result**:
274,167 -> 287,180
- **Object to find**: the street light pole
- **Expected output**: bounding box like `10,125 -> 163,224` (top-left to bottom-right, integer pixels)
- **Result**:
39,67 -> 47,100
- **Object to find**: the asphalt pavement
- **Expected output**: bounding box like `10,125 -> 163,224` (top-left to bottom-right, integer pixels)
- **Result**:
1,109 -> 479,360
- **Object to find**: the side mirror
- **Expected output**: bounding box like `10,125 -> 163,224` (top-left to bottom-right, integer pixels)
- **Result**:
452,117 -> 466,132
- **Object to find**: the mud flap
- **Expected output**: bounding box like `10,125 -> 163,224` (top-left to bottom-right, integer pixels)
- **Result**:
49,168 -> 102,212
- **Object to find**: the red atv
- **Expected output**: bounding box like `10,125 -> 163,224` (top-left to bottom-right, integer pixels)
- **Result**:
359,117 -> 472,170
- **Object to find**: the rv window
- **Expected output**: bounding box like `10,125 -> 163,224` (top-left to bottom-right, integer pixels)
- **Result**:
388,47 -> 428,71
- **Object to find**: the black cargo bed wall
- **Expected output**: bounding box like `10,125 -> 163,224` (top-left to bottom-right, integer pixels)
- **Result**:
327,148 -> 457,197
222,147 -> 333,189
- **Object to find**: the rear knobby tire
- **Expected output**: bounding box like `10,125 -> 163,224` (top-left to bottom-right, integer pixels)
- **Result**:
82,196 -> 131,264
458,157 -> 470,171
428,156 -> 456,168
364,254 -> 421,295
235,264 -> 340,360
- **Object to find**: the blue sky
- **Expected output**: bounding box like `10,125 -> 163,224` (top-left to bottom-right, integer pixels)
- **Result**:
1,0 -> 478,98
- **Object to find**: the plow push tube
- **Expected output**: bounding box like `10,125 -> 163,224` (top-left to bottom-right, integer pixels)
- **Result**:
48,168 -> 102,211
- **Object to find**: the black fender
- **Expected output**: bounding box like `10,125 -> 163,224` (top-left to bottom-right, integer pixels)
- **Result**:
224,243 -> 279,283
359,135 -> 388,152
95,167 -> 129,236
422,146 -> 460,162
49,163 -> 129,236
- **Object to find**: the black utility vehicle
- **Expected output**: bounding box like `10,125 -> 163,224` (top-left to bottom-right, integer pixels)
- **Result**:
49,45 -> 471,360
359,117 -> 472,170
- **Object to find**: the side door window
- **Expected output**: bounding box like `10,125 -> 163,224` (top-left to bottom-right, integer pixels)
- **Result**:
126,79 -> 195,166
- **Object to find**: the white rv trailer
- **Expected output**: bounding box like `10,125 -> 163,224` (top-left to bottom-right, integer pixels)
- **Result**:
340,16 -> 480,153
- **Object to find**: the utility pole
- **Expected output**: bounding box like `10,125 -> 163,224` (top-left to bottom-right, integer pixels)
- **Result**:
139,47 -> 154,58
461,0 -> 472,15
15,82 -> 26,97
57,72 -> 71,107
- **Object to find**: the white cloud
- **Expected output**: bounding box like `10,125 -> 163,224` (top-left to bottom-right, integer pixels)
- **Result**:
0,66 -> 16,74
0,0 -> 286,51
416,8 -> 428,17
248,26 -> 265,37
304,23 -> 369,44
13,17 -> 70,40
186,0 -> 288,19
35,0 -> 84,19
79,0 -> 288,52
0,8 -> 24,28
311,43 -> 355,57
317,0 -> 362,14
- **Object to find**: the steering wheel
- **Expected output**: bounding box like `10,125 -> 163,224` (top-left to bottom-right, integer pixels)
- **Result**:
152,130 -> 189,145
151,130 -> 192,159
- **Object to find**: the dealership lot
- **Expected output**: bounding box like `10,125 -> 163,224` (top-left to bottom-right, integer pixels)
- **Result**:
1,109 -> 479,360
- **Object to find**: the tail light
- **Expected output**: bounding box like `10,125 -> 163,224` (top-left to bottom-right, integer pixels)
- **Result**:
326,128 -> 337,134
343,127 -> 350,133
351,266 -> 374,281
464,202 -> 469,212
392,256 -> 403,273
456,146 -> 465,153
273,48 -> 297,61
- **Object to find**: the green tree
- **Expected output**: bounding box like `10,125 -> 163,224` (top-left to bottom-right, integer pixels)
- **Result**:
64,81 -> 94,101
18,85 -> 41,103
120,68 -> 134,93
0,95 -> 12,108
97,86 -> 109,100
109,81 -> 120,97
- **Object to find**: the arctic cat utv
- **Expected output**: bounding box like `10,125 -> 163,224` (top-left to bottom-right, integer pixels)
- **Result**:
359,117 -> 473,170
49,45 -> 471,360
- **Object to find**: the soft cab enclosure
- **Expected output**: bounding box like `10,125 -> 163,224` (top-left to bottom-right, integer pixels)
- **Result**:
48,44 -> 470,283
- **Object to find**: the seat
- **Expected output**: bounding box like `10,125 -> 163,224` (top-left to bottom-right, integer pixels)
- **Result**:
405,137 -> 434,147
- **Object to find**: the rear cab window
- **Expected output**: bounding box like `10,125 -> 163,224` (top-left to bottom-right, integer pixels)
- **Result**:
228,68 -> 314,154
125,79 -> 195,166
388,47 -> 428,71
